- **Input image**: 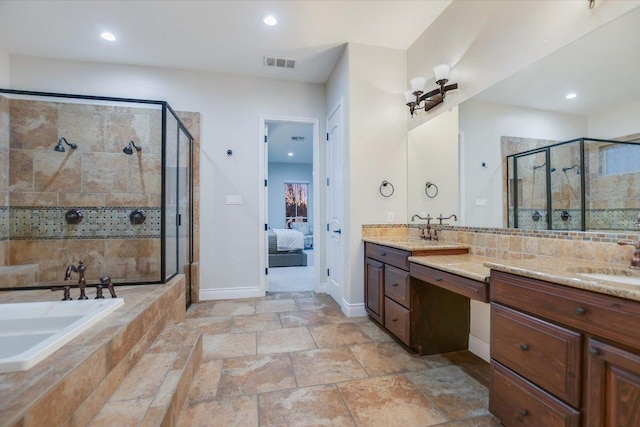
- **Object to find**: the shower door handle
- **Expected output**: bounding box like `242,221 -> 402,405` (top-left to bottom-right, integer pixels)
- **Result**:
177,214 -> 182,226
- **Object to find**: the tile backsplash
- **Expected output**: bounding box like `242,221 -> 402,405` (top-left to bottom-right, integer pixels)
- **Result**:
363,223 -> 639,266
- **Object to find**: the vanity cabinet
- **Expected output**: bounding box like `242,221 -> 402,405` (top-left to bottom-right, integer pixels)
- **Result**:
489,269 -> 640,427
364,242 -> 470,352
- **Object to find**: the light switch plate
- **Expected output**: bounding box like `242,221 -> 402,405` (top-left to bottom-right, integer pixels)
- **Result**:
387,211 -> 394,222
225,195 -> 242,205
475,198 -> 487,207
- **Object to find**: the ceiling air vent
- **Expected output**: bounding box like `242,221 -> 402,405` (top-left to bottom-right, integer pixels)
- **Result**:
264,56 -> 295,69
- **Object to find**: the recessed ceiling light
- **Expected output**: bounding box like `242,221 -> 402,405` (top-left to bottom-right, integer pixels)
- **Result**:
101,32 -> 116,42
288,152 -> 294,156
566,93 -> 577,99
263,15 -> 278,26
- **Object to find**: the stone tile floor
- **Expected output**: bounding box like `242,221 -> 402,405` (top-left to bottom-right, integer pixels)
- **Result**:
178,292 -> 501,427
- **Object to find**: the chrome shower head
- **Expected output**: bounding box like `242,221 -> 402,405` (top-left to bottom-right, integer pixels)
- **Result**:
54,137 -> 77,152
123,140 -> 142,155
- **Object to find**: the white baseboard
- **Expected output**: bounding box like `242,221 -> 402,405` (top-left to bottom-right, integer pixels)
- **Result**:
340,299 -> 367,317
468,334 -> 490,362
199,286 -> 263,301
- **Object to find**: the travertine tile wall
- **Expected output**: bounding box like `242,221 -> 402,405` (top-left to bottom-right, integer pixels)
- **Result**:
0,95 -> 8,265
362,224 -> 639,267
4,96 -> 164,284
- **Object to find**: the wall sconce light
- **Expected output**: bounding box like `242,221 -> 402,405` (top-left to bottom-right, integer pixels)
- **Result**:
404,64 -> 459,117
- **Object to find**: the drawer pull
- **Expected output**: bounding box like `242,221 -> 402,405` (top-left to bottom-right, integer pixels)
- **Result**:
589,347 -> 599,357
575,307 -> 586,316
435,277 -> 443,282
381,252 -> 387,256
519,343 -> 529,351
392,283 -> 398,287
392,318 -> 398,322
518,409 -> 529,417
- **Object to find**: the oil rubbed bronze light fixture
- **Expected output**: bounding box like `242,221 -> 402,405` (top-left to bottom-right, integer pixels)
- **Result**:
404,64 -> 458,117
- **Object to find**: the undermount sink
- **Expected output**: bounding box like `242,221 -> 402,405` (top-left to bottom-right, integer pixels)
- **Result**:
578,273 -> 640,286
568,266 -> 640,286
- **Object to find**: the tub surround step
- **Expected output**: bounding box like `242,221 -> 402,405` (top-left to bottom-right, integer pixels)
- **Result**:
0,276 -> 186,427
88,322 -> 202,427
0,264 -> 39,288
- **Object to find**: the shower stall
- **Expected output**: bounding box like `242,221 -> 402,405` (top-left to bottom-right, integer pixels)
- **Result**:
507,137 -> 640,231
0,89 -> 194,305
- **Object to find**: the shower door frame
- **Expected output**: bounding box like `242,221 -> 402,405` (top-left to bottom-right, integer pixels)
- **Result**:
0,88 -> 194,295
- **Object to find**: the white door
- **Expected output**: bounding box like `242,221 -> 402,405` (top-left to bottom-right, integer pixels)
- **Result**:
263,123 -> 270,293
326,103 -> 344,304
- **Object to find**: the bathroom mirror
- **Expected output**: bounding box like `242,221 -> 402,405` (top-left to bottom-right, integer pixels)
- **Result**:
408,7 -> 640,231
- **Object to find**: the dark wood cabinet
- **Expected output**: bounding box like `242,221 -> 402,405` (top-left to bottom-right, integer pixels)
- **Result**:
585,338 -> 640,427
490,270 -> 640,427
364,257 -> 384,324
364,242 -> 476,354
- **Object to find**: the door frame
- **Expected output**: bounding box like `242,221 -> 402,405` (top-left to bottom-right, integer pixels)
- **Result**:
258,114 -> 321,296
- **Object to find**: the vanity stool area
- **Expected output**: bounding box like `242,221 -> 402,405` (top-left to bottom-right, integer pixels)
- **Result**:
363,240 -> 487,355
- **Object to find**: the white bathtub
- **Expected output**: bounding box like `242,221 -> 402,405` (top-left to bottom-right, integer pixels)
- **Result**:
0,298 -> 124,373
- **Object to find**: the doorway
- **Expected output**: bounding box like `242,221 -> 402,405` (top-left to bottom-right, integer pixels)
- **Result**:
259,116 -> 320,295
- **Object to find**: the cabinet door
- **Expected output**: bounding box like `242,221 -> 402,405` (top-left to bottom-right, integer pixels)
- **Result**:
585,338 -> 640,427
365,258 -> 384,324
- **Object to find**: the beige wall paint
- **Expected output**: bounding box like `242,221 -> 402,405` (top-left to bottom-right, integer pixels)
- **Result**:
345,44 -> 408,306
0,47 -> 8,88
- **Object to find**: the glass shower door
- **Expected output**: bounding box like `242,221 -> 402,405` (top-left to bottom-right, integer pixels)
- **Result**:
515,150 -> 549,230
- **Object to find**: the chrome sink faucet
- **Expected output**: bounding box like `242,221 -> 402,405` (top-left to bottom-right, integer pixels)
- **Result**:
65,260 -> 88,299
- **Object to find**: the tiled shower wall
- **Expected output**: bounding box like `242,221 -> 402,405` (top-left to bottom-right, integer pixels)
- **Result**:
2,95 -> 163,284
0,96 -> 8,264
502,136 -> 640,230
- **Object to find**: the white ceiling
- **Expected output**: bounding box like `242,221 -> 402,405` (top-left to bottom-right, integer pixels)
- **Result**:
473,6 -> 640,116
0,0 -> 451,84
268,122 -> 313,164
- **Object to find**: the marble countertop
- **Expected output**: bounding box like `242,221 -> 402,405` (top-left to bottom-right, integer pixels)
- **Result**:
408,254 -> 493,283
362,237 -> 470,252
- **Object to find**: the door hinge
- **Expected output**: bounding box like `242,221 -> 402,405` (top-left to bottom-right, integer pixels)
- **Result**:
265,224 -> 268,231
326,223 -> 329,231
327,268 -> 330,276
326,132 -> 329,141
265,268 -> 268,275
264,135 -> 268,143
264,179 -> 268,187
326,177 -> 330,186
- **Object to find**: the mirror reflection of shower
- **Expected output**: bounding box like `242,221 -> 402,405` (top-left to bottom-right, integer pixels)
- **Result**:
123,140 -> 142,155
54,137 -> 78,152
533,162 -> 556,172
562,164 -> 581,174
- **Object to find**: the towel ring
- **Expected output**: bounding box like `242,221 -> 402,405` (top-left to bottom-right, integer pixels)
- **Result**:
379,180 -> 394,198
425,182 -> 438,198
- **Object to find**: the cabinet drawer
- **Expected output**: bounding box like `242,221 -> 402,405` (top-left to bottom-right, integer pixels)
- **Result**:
411,263 -> 488,302
490,362 -> 580,427
385,265 -> 410,307
491,270 -> 640,351
365,243 -> 409,270
491,304 -> 581,407
384,297 -> 410,345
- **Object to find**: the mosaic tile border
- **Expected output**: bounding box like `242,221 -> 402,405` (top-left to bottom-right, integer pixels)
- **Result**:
0,206 -> 7,240
9,206 -> 161,240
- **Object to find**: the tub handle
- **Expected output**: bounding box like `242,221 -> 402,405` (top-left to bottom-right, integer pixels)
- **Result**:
52,285 -> 72,301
